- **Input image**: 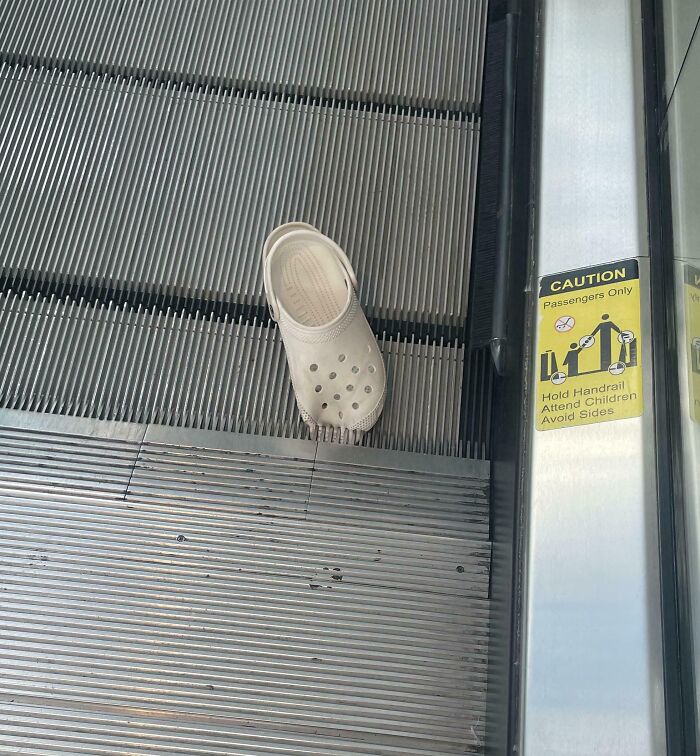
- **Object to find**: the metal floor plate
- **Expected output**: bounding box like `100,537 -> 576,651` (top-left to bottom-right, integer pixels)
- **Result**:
0,412 -> 491,755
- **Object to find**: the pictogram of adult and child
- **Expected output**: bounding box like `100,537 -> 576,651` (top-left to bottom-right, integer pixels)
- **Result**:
541,313 -> 638,385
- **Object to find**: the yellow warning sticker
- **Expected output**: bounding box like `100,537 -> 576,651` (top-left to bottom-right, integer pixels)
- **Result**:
685,264 -> 700,423
536,259 -> 643,430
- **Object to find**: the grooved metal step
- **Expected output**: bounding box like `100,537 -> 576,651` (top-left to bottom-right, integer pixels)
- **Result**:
0,291 -> 490,458
0,0 -> 487,111
0,415 -> 491,755
0,64 -> 479,328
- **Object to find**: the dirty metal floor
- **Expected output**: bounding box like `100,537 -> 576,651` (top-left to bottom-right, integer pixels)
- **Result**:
0,412 -> 491,754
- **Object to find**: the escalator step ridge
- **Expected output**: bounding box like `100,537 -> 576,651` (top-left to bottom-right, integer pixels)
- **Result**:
0,289 -> 487,457
0,0 -> 488,112
0,63 -> 479,330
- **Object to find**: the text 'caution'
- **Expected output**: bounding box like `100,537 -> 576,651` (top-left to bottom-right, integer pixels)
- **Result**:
536,259 -> 643,430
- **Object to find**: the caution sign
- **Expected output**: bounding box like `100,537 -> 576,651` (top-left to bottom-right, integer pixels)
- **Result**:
536,259 -> 643,430
685,264 -> 700,422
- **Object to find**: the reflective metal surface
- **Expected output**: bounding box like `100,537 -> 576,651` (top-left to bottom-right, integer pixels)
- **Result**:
521,1 -> 666,753
666,25 -> 700,267
0,411 -> 491,755
665,14 -> 700,732
673,258 -> 700,730
537,0 -> 648,276
661,0 -> 700,100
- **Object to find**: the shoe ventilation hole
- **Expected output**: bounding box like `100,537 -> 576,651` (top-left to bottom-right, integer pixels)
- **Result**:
338,411 -> 344,420
364,385 -> 372,394
351,365 -> 359,374
329,372 -> 337,380
346,384 -> 353,392
368,364 -> 376,374
321,402 -> 328,409
352,402 -> 359,410
338,354 -> 346,362
314,385 -> 322,393
309,363 -> 318,372
333,393 -> 341,400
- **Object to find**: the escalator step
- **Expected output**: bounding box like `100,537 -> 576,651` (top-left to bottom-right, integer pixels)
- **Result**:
0,64 -> 479,329
0,0 -> 487,111
0,291 -> 484,457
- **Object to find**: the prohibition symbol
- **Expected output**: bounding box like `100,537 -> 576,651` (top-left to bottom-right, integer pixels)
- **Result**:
555,315 -> 575,333
579,334 -> 595,349
618,330 -> 635,344
608,361 -> 626,376
550,371 -> 567,385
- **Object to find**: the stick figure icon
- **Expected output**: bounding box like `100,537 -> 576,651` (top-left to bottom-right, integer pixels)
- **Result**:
563,342 -> 581,378
591,314 -> 622,372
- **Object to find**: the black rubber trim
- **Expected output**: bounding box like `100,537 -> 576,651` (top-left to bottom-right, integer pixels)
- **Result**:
476,0 -> 537,751
489,8 -> 518,375
641,0 -> 698,753
497,0 -> 538,751
0,268 -> 466,346
467,13 -> 506,347
459,5 -> 510,456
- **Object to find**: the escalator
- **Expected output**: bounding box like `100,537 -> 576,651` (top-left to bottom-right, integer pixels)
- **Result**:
0,2 -> 531,754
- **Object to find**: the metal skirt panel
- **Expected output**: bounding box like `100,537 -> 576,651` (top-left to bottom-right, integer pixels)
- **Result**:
521,0 -> 665,752
0,0 -> 487,111
0,417 -> 491,754
0,64 -> 480,329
